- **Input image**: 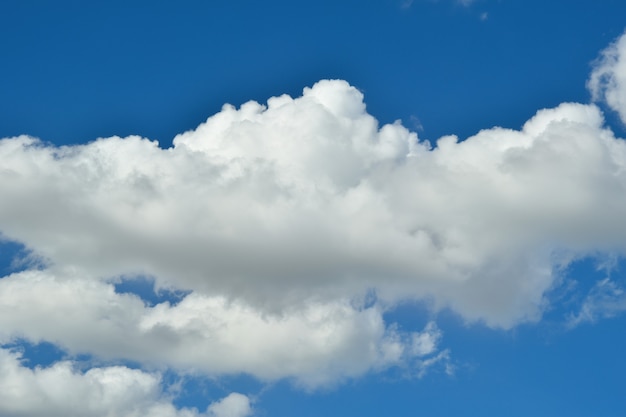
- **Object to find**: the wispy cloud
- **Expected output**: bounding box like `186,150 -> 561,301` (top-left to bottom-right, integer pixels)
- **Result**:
568,278 -> 626,327
207,393 -> 253,417
589,30 -> 626,124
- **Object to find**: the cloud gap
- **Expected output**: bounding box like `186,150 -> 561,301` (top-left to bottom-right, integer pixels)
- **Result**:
0,239 -> 47,277
2,340 -> 66,369
113,275 -> 190,307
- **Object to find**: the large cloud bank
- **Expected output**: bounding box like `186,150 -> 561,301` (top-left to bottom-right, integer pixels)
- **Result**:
2,29 -> 626,417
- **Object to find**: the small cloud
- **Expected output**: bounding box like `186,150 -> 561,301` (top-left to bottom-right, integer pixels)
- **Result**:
480,12 -> 488,21
415,349 -> 453,378
408,115 -> 424,132
411,322 -> 441,356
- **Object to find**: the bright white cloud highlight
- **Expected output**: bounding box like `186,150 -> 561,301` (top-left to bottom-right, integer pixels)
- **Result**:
589,31 -> 626,124
0,348 -> 207,417
568,278 -> 626,326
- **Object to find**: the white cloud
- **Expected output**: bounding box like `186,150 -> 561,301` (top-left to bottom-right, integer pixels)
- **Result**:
401,0 -> 414,10
415,349 -> 452,378
207,393 -> 252,417
589,31 -> 626,124
411,322 -> 441,356
0,348 -> 207,417
0,270 -> 440,388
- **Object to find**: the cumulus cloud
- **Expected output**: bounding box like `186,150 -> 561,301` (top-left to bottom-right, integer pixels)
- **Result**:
0,270 -> 442,387
589,30 -> 626,124
207,393 -> 252,417
2,79 -> 626,329
0,348 -> 208,417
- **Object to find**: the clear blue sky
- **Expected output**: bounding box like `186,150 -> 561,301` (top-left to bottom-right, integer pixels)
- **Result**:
1,1 -> 626,416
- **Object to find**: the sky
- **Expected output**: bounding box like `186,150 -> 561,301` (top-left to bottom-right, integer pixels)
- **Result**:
1,0 -> 626,416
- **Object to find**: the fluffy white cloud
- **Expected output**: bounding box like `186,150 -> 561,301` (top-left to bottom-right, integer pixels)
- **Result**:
207,393 -> 252,417
2,80 -> 626,329
589,31 -> 626,124
0,270 -> 441,387
0,348 -> 209,417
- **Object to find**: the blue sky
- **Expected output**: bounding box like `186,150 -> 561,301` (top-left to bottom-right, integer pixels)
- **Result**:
1,1 -> 626,416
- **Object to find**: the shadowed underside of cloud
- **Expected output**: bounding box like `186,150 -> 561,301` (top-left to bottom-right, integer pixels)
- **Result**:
1,29 -> 626,417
